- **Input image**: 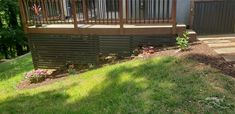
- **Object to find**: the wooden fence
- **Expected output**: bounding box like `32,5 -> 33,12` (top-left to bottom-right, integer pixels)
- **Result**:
191,0 -> 235,35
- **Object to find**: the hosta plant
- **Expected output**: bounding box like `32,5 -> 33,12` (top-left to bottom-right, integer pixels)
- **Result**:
25,69 -> 49,83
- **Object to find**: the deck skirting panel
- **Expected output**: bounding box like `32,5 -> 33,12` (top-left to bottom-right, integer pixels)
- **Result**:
28,34 -> 176,69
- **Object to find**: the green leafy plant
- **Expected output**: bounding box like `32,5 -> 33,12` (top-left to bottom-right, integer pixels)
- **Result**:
68,64 -> 77,75
176,32 -> 190,51
25,69 -> 49,83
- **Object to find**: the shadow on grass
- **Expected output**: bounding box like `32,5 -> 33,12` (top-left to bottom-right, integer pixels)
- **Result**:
0,57 -> 234,113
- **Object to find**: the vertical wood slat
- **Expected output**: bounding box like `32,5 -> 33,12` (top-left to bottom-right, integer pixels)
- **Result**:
192,0 -> 235,35
171,0 -> 177,34
72,0 -> 78,29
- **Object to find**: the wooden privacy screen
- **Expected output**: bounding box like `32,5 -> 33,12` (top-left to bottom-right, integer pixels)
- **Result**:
20,0 -> 176,25
192,0 -> 235,35
28,34 -> 175,69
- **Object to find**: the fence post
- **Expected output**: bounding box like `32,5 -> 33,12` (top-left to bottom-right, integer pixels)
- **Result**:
172,0 -> 177,34
119,0 -> 124,34
72,0 -> 78,29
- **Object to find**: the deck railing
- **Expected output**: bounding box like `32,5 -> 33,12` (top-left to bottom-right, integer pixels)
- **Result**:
19,0 -> 176,27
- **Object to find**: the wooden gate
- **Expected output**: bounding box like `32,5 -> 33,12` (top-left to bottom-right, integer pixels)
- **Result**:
191,0 -> 235,35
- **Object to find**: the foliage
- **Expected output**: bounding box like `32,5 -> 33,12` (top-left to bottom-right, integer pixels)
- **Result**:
176,31 -> 190,51
25,69 -> 49,83
0,0 -> 29,59
67,64 -> 77,75
0,54 -> 235,113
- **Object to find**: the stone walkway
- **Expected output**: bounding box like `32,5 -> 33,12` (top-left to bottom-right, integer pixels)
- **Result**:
198,34 -> 235,67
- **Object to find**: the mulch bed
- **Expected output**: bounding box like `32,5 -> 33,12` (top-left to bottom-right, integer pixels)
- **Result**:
138,41 -> 235,77
17,41 -> 235,89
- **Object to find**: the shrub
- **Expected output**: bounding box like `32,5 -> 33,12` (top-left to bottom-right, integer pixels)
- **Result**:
25,69 -> 49,83
176,32 -> 190,51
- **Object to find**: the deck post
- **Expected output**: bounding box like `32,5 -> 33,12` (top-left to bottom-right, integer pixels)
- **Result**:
119,0 -> 124,34
18,0 -> 28,33
41,0 -> 48,22
72,0 -> 78,29
189,0 -> 195,29
172,0 -> 177,34
82,0 -> 89,23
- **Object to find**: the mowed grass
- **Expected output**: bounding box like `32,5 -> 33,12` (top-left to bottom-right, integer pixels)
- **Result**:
0,54 -> 235,114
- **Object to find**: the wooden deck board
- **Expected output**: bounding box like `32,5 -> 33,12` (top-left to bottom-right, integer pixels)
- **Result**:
26,24 -> 178,36
28,24 -> 173,29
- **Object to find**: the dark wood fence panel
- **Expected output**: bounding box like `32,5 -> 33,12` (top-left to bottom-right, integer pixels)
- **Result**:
28,34 -> 99,69
192,0 -> 235,35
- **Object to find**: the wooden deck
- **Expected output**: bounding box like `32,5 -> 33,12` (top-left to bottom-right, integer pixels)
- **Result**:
18,0 -> 186,69
19,0 -> 179,36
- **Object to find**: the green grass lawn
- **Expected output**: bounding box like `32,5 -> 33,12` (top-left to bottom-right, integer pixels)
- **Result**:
0,54 -> 235,114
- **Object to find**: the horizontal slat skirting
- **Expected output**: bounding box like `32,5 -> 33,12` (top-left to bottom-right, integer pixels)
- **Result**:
28,34 -> 175,69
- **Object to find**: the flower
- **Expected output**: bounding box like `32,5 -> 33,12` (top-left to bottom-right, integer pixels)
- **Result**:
25,69 -> 49,83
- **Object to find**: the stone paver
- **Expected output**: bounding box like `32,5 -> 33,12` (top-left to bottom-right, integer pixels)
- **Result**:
204,40 -> 231,44
214,47 -> 235,54
207,42 -> 235,48
198,34 -> 235,66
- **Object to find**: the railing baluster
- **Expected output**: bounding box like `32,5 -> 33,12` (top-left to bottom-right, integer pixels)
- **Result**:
20,0 -> 177,27
93,0 -> 97,24
167,0 -> 170,22
114,0 -> 117,24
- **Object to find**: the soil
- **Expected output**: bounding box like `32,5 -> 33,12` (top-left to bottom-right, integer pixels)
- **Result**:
138,41 -> 235,77
17,41 -> 235,89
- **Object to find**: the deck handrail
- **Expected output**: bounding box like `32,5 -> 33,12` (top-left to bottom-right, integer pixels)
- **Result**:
19,0 -> 177,34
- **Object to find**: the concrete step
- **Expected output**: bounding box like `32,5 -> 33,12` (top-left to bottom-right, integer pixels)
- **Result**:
176,24 -> 186,37
187,29 -> 197,42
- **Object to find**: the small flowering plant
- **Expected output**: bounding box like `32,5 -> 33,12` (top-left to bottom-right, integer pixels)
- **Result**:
25,69 -> 49,83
